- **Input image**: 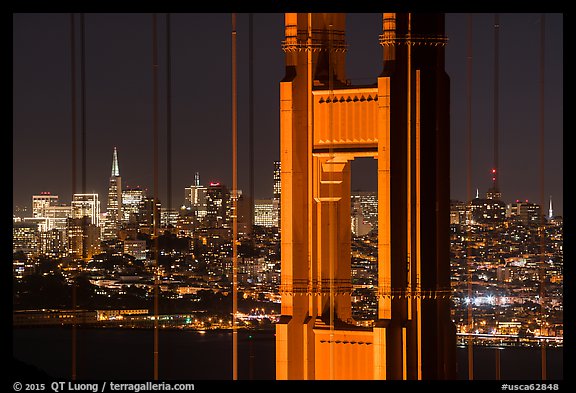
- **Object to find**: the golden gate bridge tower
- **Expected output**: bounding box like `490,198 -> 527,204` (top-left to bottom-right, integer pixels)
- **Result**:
276,13 -> 456,380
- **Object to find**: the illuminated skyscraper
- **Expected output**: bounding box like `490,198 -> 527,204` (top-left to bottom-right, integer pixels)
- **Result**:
254,199 -> 277,227
273,161 -> 281,228
71,193 -> 100,226
69,193 -> 101,259
39,228 -> 67,258
67,216 -> 100,260
450,200 -> 468,225
508,200 -> 542,225
351,191 -> 378,230
351,198 -> 372,236
205,182 -> 230,229
185,172 -> 208,219
469,186 -> 506,225
138,196 -> 161,235
32,192 -> 59,218
160,208 -> 179,228
103,147 -> 123,240
31,193 -> 71,232
12,221 -> 39,256
122,187 -> 146,222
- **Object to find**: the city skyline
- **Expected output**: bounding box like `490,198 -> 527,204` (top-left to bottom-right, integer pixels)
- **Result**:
13,149 -> 559,221
13,13 -> 563,216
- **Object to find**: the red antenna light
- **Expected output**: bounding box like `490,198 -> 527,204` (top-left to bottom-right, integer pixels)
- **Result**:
491,168 -> 496,173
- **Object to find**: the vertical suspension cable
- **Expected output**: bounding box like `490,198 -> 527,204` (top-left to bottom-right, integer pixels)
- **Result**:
415,66 -> 422,381
70,12 -> 78,224
248,13 -> 254,238
328,21 -> 335,381
305,17 -> 315,380
405,13 -> 412,381
164,12 -> 173,374
493,13 -> 501,380
466,13 -> 474,381
80,13 -> 86,196
80,13 -> 87,262
306,12 -> 314,332
539,13 -> 547,381
493,14 -> 500,190
152,12 -> 160,381
166,13 -> 173,219
402,13 -> 412,380
231,12 -> 238,381
69,12 -> 77,381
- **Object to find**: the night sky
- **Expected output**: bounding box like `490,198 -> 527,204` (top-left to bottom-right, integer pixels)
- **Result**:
12,13 -> 563,216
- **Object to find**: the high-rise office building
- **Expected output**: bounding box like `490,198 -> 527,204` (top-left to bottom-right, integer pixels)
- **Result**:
42,205 -> 71,231
12,221 -> 39,256
160,208 -> 179,228
351,191 -> 378,230
70,194 -> 101,259
30,193 -> 71,232
137,196 -> 161,235
122,187 -> 146,223
67,216 -> 100,260
450,200 -> 468,225
273,161 -> 281,228
32,192 -> 59,218
71,193 -> 100,226
254,199 -> 277,227
205,182 -> 230,228
39,228 -> 67,258
185,172 -> 208,219
234,191 -> 252,235
508,200 -> 542,225
468,191 -> 506,225
124,239 -> 147,260
103,147 -> 123,240
351,198 -> 372,236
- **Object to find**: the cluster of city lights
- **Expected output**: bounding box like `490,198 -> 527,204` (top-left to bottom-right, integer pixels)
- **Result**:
463,295 -> 496,306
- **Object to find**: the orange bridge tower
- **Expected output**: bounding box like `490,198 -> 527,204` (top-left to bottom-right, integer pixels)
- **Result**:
276,13 -> 456,380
